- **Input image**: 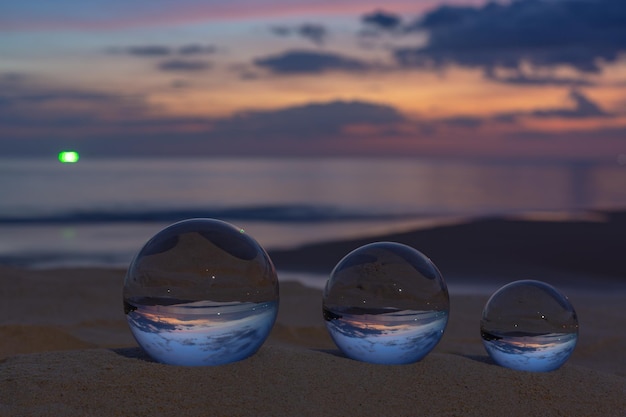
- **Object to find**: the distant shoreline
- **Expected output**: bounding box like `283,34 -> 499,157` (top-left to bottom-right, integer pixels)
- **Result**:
1,209 -> 624,293
269,210 -> 626,290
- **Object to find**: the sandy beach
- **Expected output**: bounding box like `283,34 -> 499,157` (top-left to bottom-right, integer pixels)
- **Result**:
1,216 -> 625,416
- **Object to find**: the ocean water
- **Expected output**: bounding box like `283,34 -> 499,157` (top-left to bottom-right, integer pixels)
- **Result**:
1,157 -> 625,277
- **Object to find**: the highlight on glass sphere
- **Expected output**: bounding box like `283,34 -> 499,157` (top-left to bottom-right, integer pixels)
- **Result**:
123,218 -> 279,366
480,280 -> 578,372
322,242 -> 449,365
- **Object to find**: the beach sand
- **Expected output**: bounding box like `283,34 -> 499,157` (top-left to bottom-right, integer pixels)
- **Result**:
1,216 -> 625,416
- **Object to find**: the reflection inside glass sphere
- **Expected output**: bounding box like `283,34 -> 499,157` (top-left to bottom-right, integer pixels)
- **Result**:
480,280 -> 578,372
123,218 -> 279,366
323,242 -> 449,364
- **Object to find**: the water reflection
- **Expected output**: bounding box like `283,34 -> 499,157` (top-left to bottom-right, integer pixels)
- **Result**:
126,299 -> 278,366
324,308 -> 448,365
482,332 -> 578,372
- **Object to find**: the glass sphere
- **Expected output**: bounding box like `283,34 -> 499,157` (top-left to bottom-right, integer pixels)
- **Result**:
323,242 -> 449,364
123,218 -> 279,366
480,280 -> 578,372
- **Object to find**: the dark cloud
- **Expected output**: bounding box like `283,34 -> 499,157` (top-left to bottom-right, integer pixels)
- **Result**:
297,24 -> 327,46
1,75 -> 407,156
2,73 -> 617,158
411,5 -> 477,29
254,50 -> 370,74
396,0 -> 626,76
439,116 -> 484,128
480,90 -> 611,123
0,72 -> 25,83
126,45 -> 172,56
112,44 -> 216,58
212,100 -> 405,138
362,10 -> 402,30
0,73 -> 123,108
0,90 -> 116,106
158,59 -> 211,72
531,90 -> 609,119
270,25 -> 291,37
0,74 -> 153,155
485,71 -> 594,87
269,23 -> 328,46
412,90 -> 612,133
178,44 -> 217,55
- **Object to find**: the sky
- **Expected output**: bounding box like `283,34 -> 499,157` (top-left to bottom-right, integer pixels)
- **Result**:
1,0 -> 626,160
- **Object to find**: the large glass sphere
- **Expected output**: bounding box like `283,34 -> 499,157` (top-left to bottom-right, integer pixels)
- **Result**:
480,280 -> 578,372
323,242 -> 449,364
123,218 -> 279,366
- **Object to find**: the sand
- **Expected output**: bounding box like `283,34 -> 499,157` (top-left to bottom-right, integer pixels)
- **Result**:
2,347 -> 625,417
1,217 -> 625,416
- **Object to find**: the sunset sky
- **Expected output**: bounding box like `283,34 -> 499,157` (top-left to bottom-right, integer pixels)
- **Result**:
2,0 -> 626,160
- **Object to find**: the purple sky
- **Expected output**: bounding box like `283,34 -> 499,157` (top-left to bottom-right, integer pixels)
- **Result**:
1,0 -> 626,160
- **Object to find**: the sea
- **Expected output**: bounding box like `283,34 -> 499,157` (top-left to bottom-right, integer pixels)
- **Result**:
1,156 -> 625,288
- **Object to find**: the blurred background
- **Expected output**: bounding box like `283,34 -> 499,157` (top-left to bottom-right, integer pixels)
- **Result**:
1,0 -> 625,272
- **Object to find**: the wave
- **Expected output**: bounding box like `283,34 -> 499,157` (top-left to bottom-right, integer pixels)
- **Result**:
0,251 -> 133,269
0,204 -> 421,225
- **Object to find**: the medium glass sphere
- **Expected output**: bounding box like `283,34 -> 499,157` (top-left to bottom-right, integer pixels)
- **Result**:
480,280 -> 578,372
323,242 -> 449,364
123,218 -> 279,366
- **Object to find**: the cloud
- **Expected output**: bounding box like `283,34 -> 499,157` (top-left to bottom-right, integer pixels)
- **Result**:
0,73 -> 157,155
126,45 -> 172,56
113,44 -> 217,57
0,74 -> 407,155
395,0 -> 626,76
0,73 -> 125,109
410,4 -> 476,29
2,73 -> 620,159
407,90 -> 612,135
0,79 -> 139,115
177,44 -> 217,55
269,23 -> 328,45
212,100 -> 405,138
254,50 -> 370,74
438,116 -> 483,128
484,71 -> 594,87
297,23 -> 327,46
270,26 -> 291,37
530,90 -> 610,119
0,90 -> 117,106
466,89 -> 612,124
362,10 -> 402,30
158,59 -> 211,72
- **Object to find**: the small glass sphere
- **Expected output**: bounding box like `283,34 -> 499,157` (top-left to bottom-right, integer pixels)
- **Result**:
323,242 -> 449,364
123,218 -> 279,366
480,280 -> 578,372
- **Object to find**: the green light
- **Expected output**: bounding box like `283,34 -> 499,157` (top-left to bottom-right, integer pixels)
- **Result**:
58,151 -> 80,163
